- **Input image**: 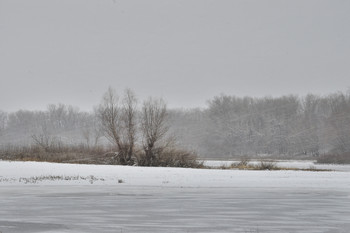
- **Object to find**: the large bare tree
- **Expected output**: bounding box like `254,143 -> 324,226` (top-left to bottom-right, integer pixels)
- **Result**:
121,88 -> 138,162
98,87 -> 121,147
98,87 -> 138,164
140,97 -> 169,166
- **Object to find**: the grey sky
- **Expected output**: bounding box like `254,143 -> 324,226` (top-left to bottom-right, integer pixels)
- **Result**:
0,0 -> 349,112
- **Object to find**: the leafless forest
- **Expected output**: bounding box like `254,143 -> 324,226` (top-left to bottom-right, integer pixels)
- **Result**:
0,89 -> 350,162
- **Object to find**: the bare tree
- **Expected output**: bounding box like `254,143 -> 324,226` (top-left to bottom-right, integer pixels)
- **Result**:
121,88 -> 138,163
31,126 -> 61,151
47,103 -> 67,129
81,112 -> 103,147
140,97 -> 169,166
98,87 -> 138,164
0,110 -> 7,132
98,87 -> 122,151
327,92 -> 350,153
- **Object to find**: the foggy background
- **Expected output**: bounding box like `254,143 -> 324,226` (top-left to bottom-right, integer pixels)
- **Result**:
1,0 -> 350,159
1,0 -> 349,112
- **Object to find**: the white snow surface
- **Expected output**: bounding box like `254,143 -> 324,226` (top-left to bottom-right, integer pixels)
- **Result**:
1,160 -> 350,233
0,160 -> 349,189
203,159 -> 350,171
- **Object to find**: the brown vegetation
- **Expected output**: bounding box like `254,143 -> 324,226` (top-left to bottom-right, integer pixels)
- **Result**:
0,142 -> 202,168
0,144 -> 115,164
317,152 -> 350,164
217,160 -> 331,171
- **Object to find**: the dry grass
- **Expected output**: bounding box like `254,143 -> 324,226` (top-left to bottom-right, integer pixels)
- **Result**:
0,144 -> 332,171
0,143 -> 203,168
217,160 -> 331,172
0,144 -> 118,164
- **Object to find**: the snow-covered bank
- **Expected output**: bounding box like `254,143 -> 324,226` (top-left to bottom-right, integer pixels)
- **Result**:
203,159 -> 350,172
0,161 -> 349,190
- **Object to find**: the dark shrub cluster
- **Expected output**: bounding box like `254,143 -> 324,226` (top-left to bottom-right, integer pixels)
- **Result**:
0,143 -> 201,168
317,152 -> 350,164
136,148 -> 201,168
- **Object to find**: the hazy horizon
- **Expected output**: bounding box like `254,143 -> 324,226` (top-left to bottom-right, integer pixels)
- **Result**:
1,88 -> 350,113
1,0 -> 349,112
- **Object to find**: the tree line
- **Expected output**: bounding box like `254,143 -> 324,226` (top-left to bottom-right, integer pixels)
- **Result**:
170,91 -> 350,158
1,89 -> 350,160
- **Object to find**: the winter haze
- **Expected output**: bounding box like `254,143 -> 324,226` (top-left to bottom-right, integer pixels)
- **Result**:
1,0 -> 349,112
1,2 -> 350,233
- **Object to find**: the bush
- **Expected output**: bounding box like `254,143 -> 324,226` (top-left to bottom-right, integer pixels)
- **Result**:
228,160 -> 278,170
135,148 -> 201,168
236,156 -> 250,167
256,161 -> 278,170
317,152 -> 350,164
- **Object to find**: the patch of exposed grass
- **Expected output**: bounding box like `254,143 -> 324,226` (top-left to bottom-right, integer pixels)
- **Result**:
17,175 -> 105,184
216,161 -> 332,172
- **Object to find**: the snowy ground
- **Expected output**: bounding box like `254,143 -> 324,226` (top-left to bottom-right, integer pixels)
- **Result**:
0,160 -> 350,232
203,159 -> 350,172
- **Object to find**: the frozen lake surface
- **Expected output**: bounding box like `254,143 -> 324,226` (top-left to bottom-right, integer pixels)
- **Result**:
1,186 -> 350,233
0,161 -> 350,232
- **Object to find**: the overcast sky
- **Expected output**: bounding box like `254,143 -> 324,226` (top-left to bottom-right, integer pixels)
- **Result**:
0,0 -> 349,112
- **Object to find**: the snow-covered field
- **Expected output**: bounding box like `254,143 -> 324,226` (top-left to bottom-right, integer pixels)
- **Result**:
0,160 -> 350,188
203,159 -> 350,172
1,160 -> 350,232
